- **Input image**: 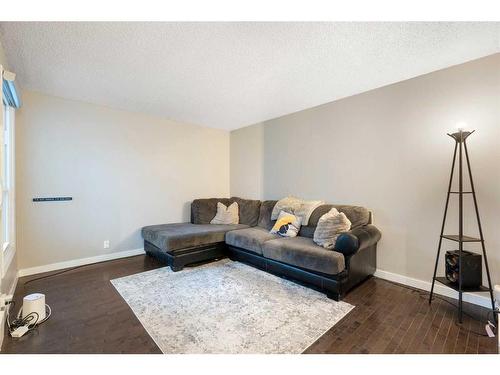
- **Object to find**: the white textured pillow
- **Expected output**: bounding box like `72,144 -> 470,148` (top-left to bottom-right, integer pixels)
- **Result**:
271,196 -> 325,226
294,199 -> 325,226
313,208 -> 351,249
271,196 -> 302,220
210,202 -> 239,225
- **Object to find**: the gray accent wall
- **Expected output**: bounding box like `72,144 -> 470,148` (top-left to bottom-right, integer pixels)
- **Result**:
230,53 -> 500,286
16,91 -> 230,270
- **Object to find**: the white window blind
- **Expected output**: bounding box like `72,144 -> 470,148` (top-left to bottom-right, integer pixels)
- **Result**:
2,69 -> 21,108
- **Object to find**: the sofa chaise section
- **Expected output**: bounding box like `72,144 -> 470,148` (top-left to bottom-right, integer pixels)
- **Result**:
142,197 -> 260,271
142,223 -> 249,253
142,223 -> 249,271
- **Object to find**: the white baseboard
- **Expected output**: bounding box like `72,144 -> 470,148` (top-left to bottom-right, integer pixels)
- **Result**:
18,248 -> 146,277
374,269 -> 492,309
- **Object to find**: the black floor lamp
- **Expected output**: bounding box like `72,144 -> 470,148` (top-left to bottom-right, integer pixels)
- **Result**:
429,128 -> 495,323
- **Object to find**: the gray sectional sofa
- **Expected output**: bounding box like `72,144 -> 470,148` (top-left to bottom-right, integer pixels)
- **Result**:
142,197 -> 381,300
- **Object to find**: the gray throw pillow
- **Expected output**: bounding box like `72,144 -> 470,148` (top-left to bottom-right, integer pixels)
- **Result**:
313,208 -> 351,249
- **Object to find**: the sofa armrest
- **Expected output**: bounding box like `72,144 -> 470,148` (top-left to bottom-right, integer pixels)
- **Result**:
334,224 -> 381,256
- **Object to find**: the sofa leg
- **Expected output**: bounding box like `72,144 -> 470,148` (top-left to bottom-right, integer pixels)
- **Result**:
326,291 -> 340,301
171,264 -> 183,272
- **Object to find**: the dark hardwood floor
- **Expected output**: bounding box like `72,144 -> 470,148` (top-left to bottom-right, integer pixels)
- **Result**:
1,255 -> 496,354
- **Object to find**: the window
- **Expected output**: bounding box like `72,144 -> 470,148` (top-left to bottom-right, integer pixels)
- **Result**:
1,67 -> 19,278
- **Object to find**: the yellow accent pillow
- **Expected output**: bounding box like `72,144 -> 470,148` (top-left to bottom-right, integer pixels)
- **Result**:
270,211 -> 302,237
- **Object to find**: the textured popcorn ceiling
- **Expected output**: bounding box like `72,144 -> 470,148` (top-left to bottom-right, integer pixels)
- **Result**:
1,22 -> 499,130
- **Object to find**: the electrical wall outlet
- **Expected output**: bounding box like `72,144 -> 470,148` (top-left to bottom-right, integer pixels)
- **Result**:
103,240 -> 110,249
0,294 -> 13,309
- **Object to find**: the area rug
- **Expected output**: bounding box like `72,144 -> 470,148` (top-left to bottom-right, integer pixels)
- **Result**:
111,259 -> 354,354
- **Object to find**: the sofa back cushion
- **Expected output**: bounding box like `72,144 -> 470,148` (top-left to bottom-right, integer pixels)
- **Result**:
192,198 -> 370,234
257,200 -> 278,230
191,197 -> 261,226
229,197 -> 261,227
191,198 -> 232,224
299,204 -> 370,238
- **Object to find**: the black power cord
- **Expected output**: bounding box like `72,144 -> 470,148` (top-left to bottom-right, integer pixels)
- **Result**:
5,300 -> 52,338
427,295 -> 491,337
22,264 -> 92,286
21,255 -> 143,286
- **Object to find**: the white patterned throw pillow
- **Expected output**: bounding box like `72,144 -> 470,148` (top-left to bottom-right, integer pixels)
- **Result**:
294,199 -> 325,226
271,196 -> 325,226
271,196 -> 303,220
313,208 -> 351,249
210,202 -> 239,225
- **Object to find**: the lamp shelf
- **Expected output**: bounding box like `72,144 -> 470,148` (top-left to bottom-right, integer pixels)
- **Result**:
434,277 -> 489,293
441,234 -> 482,243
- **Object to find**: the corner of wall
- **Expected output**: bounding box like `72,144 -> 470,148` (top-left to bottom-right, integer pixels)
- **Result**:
229,123 -> 265,200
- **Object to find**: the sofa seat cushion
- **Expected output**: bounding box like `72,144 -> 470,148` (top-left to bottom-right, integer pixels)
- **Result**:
225,227 -> 279,255
142,223 -> 249,254
262,236 -> 345,275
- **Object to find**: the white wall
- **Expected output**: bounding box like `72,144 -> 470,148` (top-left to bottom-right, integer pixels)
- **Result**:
231,54 -> 500,287
16,91 -> 230,270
